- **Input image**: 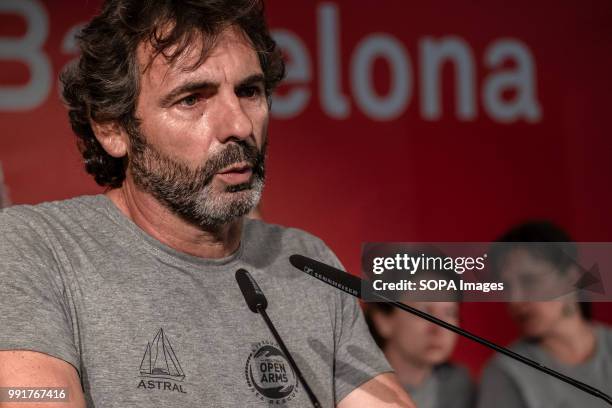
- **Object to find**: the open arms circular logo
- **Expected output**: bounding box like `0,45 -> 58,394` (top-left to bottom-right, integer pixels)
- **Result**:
244,341 -> 298,404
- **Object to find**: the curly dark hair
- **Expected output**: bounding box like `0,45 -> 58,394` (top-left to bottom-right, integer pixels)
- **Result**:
60,0 -> 285,188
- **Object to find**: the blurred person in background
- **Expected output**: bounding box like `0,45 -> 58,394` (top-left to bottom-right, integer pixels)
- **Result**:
364,248 -> 475,408
478,221 -> 612,408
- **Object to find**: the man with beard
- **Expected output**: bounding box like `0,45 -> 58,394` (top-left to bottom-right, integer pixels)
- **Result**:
0,1 -> 413,407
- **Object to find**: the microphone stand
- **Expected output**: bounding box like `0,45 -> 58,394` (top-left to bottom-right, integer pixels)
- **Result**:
235,269 -> 322,408
256,305 -> 322,408
374,291 -> 612,405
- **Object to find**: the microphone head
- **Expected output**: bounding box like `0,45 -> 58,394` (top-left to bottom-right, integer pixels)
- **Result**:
289,254 -> 364,299
235,269 -> 268,313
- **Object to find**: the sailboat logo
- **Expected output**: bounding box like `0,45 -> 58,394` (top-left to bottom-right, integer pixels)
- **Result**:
139,328 -> 186,381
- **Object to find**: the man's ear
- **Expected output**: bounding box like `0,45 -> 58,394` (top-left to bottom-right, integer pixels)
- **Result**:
90,120 -> 129,158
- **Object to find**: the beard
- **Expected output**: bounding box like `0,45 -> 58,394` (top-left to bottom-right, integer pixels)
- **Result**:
127,126 -> 266,229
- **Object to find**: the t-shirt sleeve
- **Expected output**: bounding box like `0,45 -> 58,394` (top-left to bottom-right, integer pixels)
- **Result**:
477,359 -> 528,408
0,209 -> 80,375
314,242 -> 393,403
333,292 -> 394,403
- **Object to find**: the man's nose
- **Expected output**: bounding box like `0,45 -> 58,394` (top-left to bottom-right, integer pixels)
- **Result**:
215,93 -> 254,143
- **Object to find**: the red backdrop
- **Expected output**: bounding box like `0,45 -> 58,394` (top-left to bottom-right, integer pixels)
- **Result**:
1,0 -> 611,376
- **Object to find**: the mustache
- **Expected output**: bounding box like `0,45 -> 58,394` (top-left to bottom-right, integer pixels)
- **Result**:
201,140 -> 266,185
127,125 -> 266,191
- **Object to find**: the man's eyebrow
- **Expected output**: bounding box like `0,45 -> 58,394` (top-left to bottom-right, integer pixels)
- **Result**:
159,74 -> 266,107
159,80 -> 218,107
236,73 -> 266,89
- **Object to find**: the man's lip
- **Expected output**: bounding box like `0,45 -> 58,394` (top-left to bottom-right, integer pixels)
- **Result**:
215,164 -> 253,185
217,163 -> 252,174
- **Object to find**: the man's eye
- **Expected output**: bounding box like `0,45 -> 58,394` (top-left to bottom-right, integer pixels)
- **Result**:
178,94 -> 199,107
237,86 -> 262,98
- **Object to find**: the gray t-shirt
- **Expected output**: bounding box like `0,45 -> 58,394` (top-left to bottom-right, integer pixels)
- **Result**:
405,363 -> 474,408
477,325 -> 612,408
0,195 -> 392,407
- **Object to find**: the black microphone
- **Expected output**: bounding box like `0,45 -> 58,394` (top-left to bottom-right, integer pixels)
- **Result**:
235,268 -> 268,313
235,269 -> 322,408
289,254 -> 612,406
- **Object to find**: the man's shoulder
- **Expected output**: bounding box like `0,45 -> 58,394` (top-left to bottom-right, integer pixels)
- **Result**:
1,195 -> 105,221
0,196 -> 103,272
0,195 -> 109,242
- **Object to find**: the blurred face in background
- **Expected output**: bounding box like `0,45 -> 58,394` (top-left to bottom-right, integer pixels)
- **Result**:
375,302 -> 459,367
507,301 -> 568,339
500,248 -> 579,339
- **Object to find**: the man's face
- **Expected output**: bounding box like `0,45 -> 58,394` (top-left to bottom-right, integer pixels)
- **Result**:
128,26 -> 269,228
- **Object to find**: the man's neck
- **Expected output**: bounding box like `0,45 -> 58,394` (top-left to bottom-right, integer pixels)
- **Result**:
105,182 -> 243,259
